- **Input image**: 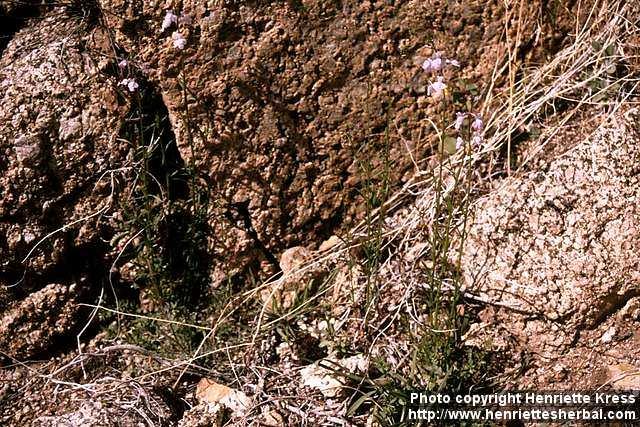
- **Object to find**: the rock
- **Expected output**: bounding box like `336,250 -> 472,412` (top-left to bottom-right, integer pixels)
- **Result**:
0,283 -> 78,359
319,235 -> 342,252
300,354 -> 368,398
195,378 -> 252,416
0,9 -> 129,357
462,108 -> 640,385
93,0 -> 576,284
600,326 -> 616,344
13,134 -> 42,166
617,297 -> 640,320
606,364 -> 640,390
279,246 -> 313,275
260,246 -> 316,311
0,0 -> 609,423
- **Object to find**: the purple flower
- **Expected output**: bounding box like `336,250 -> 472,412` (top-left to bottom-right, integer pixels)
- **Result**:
422,56 -> 443,73
422,52 -> 460,73
430,56 -> 443,71
428,76 -> 447,98
119,78 -> 139,92
421,58 -> 433,72
471,115 -> 484,132
161,11 -> 178,32
472,134 -> 483,147
456,136 -> 464,151
118,59 -> 128,70
172,31 -> 187,49
454,112 -> 466,130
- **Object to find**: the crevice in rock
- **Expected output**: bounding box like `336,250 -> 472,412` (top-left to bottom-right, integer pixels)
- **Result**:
120,82 -> 190,200
224,200 -> 280,270
587,288 -> 640,330
115,80 -> 211,310
0,3 -> 41,55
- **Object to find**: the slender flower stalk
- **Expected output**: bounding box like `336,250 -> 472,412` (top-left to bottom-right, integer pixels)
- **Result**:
454,112 -> 466,130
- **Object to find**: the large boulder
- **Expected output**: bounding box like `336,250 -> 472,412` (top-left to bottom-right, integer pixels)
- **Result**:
462,108 -> 640,387
0,0 -> 589,359
0,11 -> 130,357
96,0 -> 581,283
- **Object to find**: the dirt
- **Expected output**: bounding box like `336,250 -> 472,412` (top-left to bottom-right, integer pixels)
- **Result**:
0,342 -> 176,426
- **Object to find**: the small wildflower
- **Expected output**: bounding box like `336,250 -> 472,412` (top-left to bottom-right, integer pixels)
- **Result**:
172,31 -> 187,49
422,52 -> 460,73
118,59 -> 128,70
456,136 -> 465,151
161,11 -> 178,32
119,78 -> 139,93
430,56 -> 443,71
471,115 -> 484,131
454,112 -> 466,130
472,133 -> 483,147
428,76 -> 447,98
422,55 -> 443,73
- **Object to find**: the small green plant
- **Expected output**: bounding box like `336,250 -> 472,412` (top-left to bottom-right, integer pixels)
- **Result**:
107,80 -> 213,356
354,128 -> 393,329
335,51 -> 494,425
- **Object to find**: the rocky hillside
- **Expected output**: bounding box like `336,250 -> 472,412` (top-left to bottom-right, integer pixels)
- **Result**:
1,0 -> 639,425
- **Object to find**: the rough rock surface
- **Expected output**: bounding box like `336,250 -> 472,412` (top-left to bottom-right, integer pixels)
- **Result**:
0,0 -> 606,424
462,108 -> 640,387
0,10 -> 129,357
96,0 -> 580,283
0,0 -> 580,361
0,284 -> 78,359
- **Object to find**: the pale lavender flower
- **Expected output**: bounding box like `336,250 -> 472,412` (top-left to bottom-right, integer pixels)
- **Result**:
119,78 -> 139,92
428,76 -> 447,98
172,31 -> 187,49
430,56 -> 443,71
472,134 -> 483,147
421,58 -> 433,72
456,136 -> 464,151
161,11 -> 178,32
454,112 -> 466,130
422,52 -> 460,73
471,115 -> 483,131
118,59 -> 128,70
422,55 -> 443,73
